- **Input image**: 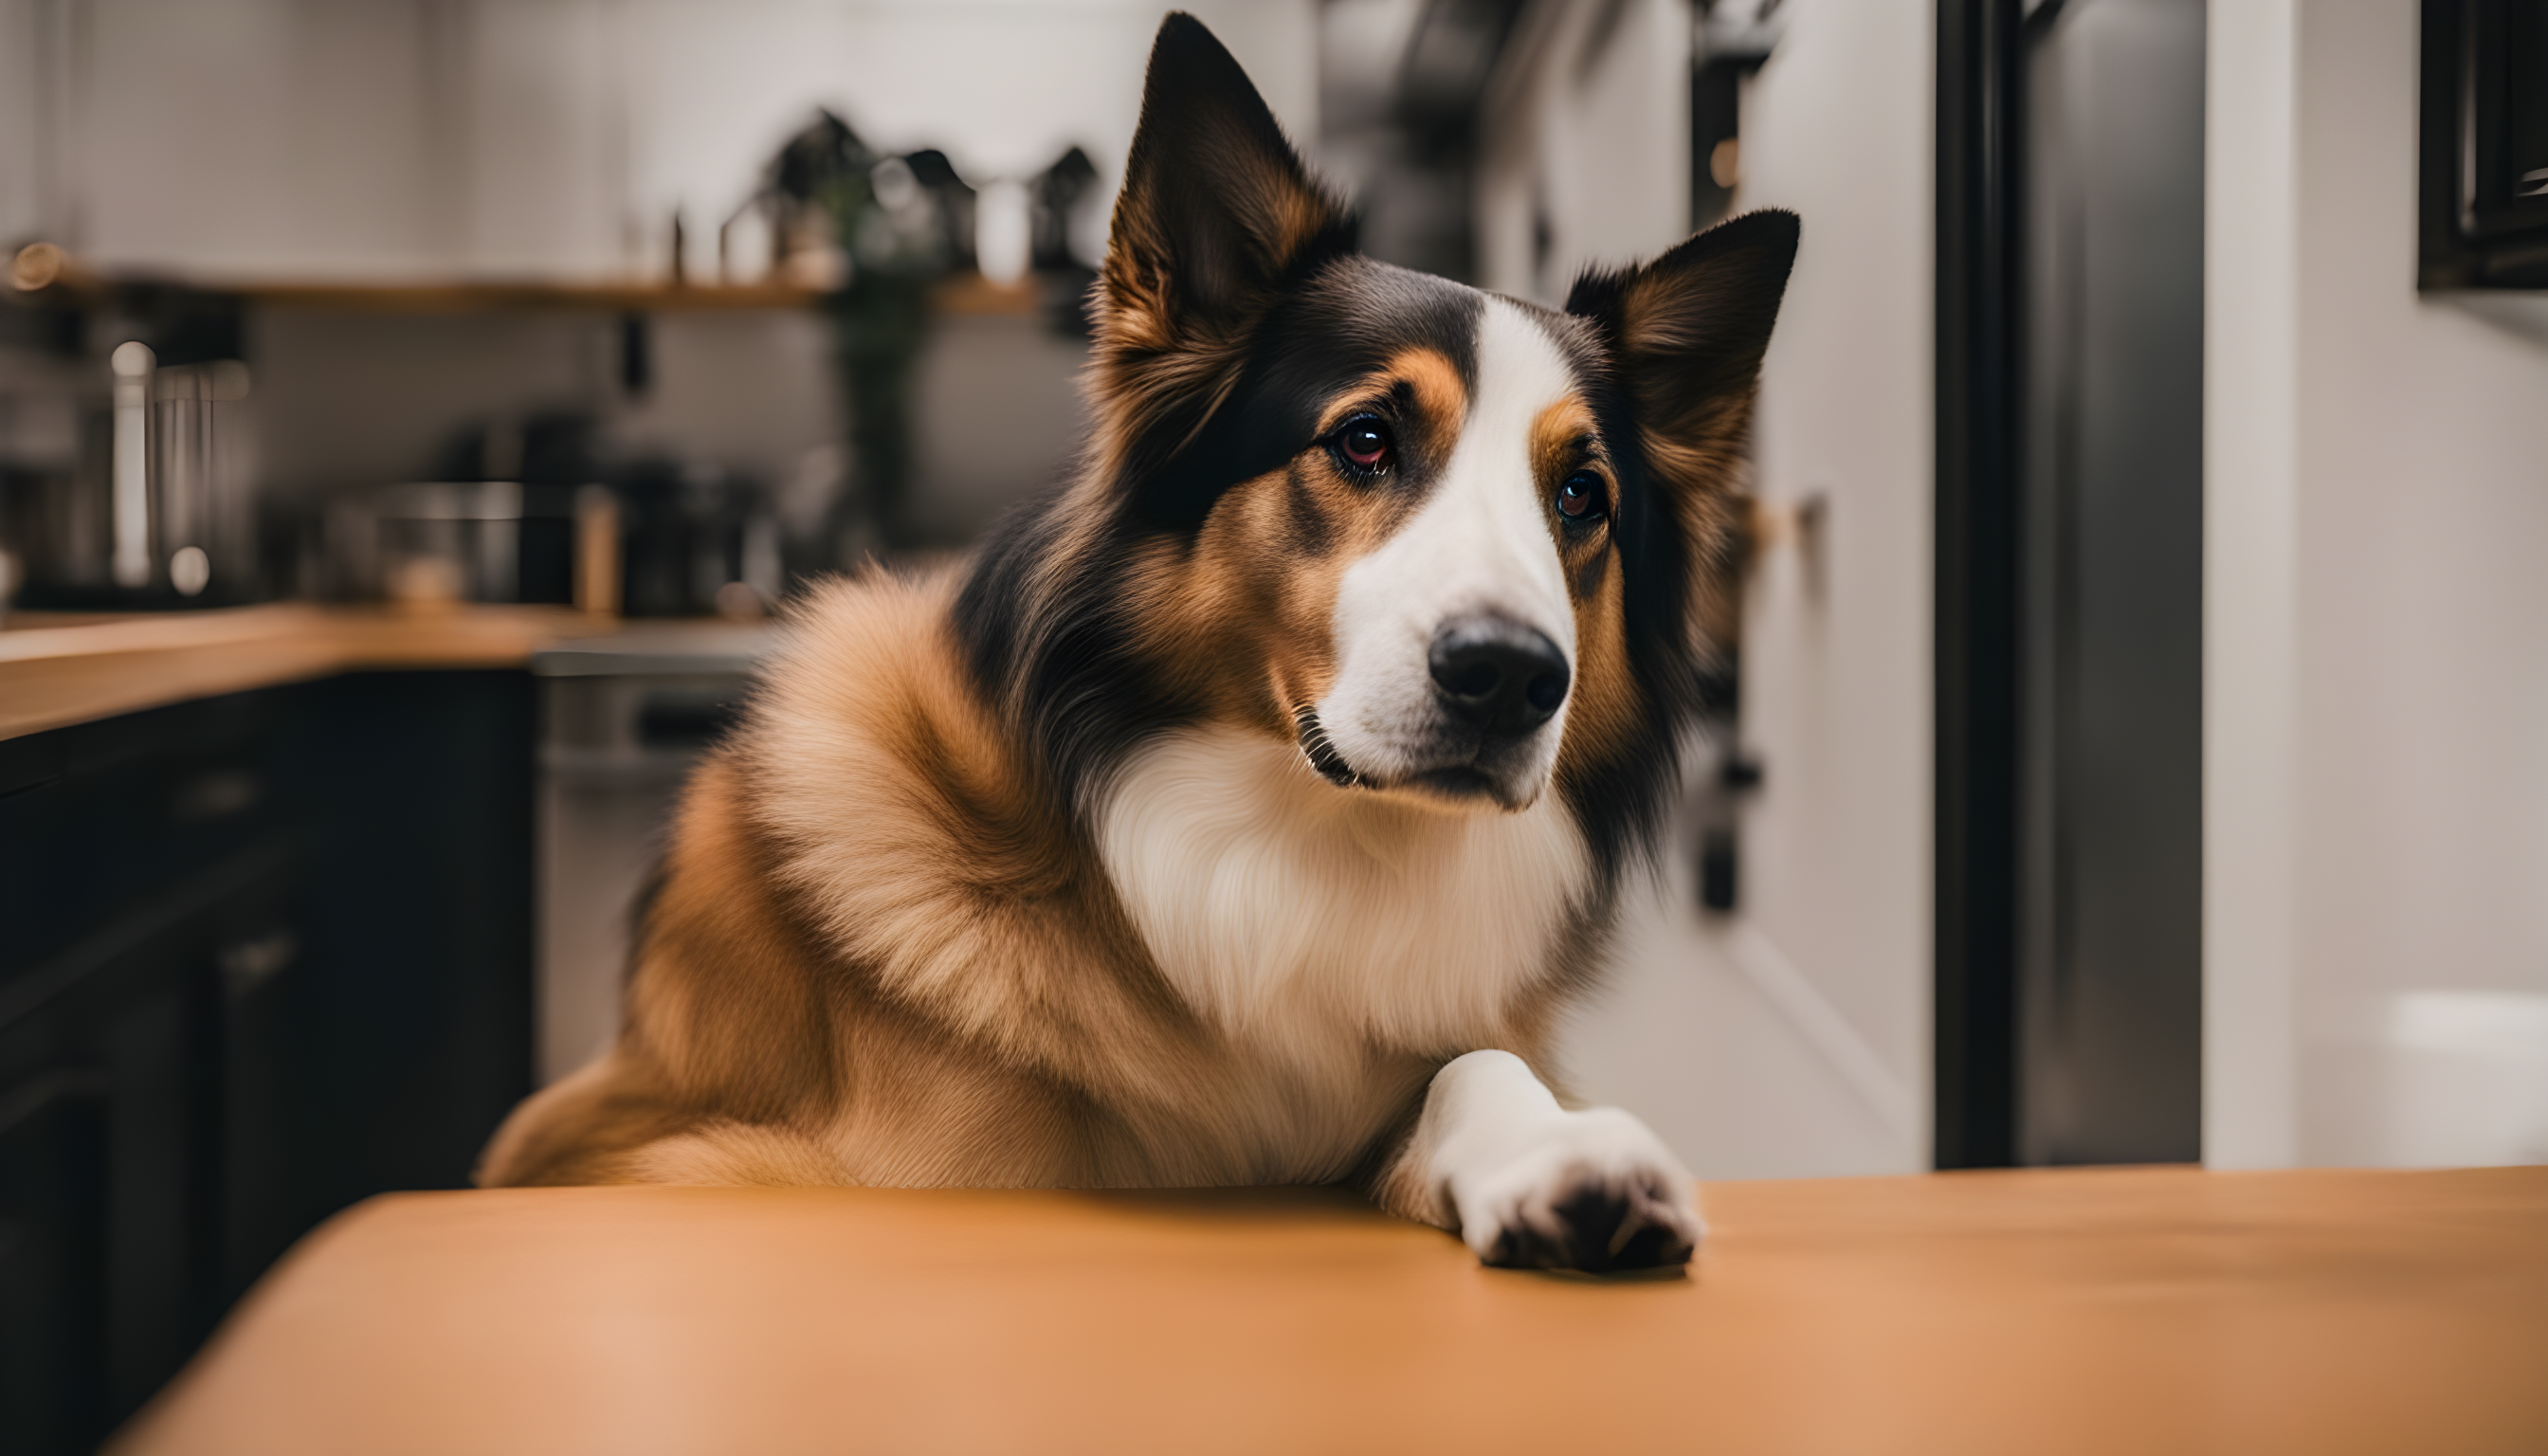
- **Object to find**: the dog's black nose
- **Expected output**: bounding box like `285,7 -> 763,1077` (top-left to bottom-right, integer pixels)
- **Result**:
1429,617 -> 1570,736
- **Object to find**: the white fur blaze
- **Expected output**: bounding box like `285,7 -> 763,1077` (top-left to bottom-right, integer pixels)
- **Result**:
1320,300 -> 1582,803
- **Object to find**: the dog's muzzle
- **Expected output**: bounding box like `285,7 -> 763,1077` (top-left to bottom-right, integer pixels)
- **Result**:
1296,614 -> 1571,808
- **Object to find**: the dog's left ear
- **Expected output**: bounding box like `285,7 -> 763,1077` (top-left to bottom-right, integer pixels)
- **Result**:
1566,210 -> 1800,537
1093,14 -> 1353,459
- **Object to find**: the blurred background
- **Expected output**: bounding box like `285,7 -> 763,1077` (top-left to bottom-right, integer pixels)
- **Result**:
3,0 -> 2547,1447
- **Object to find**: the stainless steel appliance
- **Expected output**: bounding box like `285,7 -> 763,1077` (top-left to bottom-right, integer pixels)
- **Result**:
532,623 -> 782,1084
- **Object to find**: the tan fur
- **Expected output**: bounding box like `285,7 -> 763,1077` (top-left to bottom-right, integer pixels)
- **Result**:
1492,390 -> 1643,788
479,571 -> 1501,1198
479,368 -> 1654,1212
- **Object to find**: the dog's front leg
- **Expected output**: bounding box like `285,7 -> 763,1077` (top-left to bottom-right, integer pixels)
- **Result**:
1374,1050 -> 1701,1272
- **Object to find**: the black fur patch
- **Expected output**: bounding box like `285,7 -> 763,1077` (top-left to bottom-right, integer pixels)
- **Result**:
1131,258 -> 1482,530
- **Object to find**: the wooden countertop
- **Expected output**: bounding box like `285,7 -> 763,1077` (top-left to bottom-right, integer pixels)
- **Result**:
115,1165 -> 2548,1456
0,603 -> 613,740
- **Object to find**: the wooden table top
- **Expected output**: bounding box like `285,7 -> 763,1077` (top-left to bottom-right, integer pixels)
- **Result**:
116,1165 -> 2548,1456
0,603 -> 611,740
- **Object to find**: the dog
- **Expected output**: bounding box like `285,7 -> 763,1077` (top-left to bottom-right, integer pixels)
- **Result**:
480,12 -> 1796,1274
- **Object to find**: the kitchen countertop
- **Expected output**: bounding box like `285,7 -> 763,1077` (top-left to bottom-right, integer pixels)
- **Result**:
114,1165 -> 2548,1456
0,603 -> 618,740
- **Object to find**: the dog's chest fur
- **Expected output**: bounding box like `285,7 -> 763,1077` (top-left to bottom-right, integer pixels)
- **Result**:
1095,725 -> 1591,1092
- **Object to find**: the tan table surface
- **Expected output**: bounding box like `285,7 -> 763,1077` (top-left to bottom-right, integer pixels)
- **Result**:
0,603 -> 611,740
116,1165 -> 2548,1456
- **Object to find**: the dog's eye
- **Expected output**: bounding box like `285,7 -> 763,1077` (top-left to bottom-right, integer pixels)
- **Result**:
1556,472 -> 1607,523
1333,417 -> 1393,474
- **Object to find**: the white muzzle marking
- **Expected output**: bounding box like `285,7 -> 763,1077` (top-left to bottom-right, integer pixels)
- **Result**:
1317,300 -> 1581,808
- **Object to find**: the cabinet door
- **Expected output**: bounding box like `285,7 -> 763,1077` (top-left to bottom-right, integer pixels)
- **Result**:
0,692 -> 289,1410
0,1072 -> 111,1456
99,970 -> 217,1417
0,670 -> 535,1448
277,672 -> 536,1202
0,932 -> 221,1456
215,907 -> 313,1297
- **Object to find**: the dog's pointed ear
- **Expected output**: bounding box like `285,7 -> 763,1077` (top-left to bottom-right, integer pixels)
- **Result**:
1094,14 -> 1352,435
1566,210 -> 1799,528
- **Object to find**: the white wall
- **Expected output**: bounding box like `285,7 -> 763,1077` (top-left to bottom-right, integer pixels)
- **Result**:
243,306 -> 848,496
1715,0 -> 1935,1174
1489,0 -> 1935,1179
0,0 -> 62,248
3,0 -> 1316,281
1,0 -> 1306,524
2207,0 -> 2548,1169
1474,0 -> 1691,301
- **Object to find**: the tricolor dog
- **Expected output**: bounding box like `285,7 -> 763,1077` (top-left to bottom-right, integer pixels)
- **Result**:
482,13 -> 1797,1273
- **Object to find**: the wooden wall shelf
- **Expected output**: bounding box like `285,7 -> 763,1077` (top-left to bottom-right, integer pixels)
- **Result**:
9,255 -> 1047,318
235,280 -> 825,313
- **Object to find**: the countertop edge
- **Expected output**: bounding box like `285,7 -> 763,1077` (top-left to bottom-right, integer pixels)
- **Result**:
0,605 -> 620,742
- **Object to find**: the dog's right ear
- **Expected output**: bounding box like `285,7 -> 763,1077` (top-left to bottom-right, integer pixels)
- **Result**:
1092,13 -> 1353,454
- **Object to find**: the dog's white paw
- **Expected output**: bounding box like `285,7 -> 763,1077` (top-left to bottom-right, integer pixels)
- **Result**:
1447,1107 -> 1702,1272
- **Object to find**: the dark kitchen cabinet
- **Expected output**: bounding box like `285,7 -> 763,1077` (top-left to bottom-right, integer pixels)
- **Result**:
0,672 -> 534,1455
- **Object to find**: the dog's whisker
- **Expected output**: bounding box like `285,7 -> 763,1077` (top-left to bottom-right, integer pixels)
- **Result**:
1293,705 -> 1363,788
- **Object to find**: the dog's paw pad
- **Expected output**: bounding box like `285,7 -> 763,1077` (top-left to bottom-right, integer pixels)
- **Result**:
1455,1109 -> 1701,1273
1481,1178 -> 1697,1272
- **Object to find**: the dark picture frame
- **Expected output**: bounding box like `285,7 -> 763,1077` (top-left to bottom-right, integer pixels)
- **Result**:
2420,0 -> 2548,289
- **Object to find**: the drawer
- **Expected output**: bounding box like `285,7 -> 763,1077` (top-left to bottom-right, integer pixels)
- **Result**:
0,692 -> 295,993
